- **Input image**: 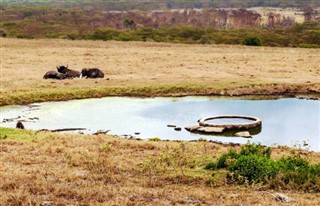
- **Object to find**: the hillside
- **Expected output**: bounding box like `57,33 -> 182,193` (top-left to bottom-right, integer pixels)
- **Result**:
1,0 -> 320,10
1,4 -> 320,47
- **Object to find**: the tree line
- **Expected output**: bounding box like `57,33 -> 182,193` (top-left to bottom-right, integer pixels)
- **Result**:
1,5 -> 319,48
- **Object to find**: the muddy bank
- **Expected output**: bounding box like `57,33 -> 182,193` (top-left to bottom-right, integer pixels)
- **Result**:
212,83 -> 320,100
0,83 -> 319,106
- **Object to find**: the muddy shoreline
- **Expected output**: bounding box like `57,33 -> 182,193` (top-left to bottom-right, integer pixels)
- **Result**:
1,83 -> 319,106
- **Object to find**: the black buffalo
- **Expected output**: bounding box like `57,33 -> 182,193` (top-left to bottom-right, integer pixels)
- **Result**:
16,121 -> 25,129
57,65 -> 80,78
80,68 -> 104,78
43,71 -> 67,80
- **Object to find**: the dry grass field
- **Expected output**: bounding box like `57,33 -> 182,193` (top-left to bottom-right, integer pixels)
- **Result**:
1,129 -> 320,206
1,38 -> 320,105
1,38 -> 320,205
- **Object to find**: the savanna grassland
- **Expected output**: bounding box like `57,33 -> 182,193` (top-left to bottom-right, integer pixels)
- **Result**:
1,128 -> 320,205
1,37 -> 320,205
1,38 -> 320,105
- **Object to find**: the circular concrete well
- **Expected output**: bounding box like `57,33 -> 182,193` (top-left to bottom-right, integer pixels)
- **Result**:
185,115 -> 262,137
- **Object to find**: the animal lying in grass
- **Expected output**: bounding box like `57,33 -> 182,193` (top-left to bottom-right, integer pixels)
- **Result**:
43,71 -> 67,79
43,66 -> 104,80
57,65 -> 80,78
80,68 -> 105,78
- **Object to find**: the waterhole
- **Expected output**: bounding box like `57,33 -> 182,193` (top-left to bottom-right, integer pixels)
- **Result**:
0,97 -> 319,151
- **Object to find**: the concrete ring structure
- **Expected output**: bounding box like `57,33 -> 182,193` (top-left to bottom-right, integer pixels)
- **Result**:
198,115 -> 262,130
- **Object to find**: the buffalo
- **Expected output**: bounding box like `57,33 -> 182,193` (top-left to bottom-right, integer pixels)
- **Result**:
57,65 -> 80,78
16,121 -> 25,129
80,68 -> 104,78
43,71 -> 67,80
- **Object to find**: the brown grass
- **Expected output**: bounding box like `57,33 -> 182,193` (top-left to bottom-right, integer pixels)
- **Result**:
1,38 -> 320,105
1,130 -> 320,205
1,38 -> 320,205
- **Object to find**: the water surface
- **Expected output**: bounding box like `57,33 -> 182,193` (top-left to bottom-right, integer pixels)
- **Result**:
0,97 -> 319,151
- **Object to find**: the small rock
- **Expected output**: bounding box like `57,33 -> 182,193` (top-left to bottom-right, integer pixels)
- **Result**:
197,127 -> 225,133
174,127 -> 182,131
274,193 -> 291,203
185,125 -> 201,132
187,197 -> 201,204
41,201 -> 54,206
235,131 -> 251,138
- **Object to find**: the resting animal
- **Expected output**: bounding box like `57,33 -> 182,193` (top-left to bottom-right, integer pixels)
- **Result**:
43,71 -> 67,79
80,68 -> 104,78
57,65 -> 80,78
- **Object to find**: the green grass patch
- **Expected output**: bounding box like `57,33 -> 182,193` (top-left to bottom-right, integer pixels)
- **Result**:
0,82 -> 316,106
205,143 -> 320,191
0,127 -> 39,142
148,137 -> 161,141
298,44 -> 320,48
0,84 -> 216,106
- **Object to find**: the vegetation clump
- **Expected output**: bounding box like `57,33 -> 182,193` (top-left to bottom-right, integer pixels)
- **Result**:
205,143 -> 320,192
242,36 -> 262,46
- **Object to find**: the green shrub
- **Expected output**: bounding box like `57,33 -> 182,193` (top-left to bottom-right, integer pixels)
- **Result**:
89,28 -> 120,41
116,33 -> 140,41
148,137 -> 161,141
242,36 -> 261,46
16,34 -> 34,39
204,162 -> 217,170
240,143 -> 271,157
216,149 -> 239,169
198,35 -> 212,44
65,33 -> 78,40
205,143 -> 320,191
228,155 -> 277,183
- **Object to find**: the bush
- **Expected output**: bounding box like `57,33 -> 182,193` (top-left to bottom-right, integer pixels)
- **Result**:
229,155 -> 277,183
240,143 -> 271,157
198,35 -> 212,44
205,143 -> 320,191
242,36 -> 261,46
148,137 -> 161,141
89,28 -> 120,41
116,33 -> 140,41
16,34 -> 34,39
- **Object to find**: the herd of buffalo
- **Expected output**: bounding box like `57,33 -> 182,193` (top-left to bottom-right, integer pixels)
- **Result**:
43,65 -> 105,79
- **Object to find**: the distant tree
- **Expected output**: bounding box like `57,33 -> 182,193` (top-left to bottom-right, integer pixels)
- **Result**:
123,19 -> 137,30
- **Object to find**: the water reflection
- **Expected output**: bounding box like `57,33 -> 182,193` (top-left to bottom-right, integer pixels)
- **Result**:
0,97 -> 319,151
